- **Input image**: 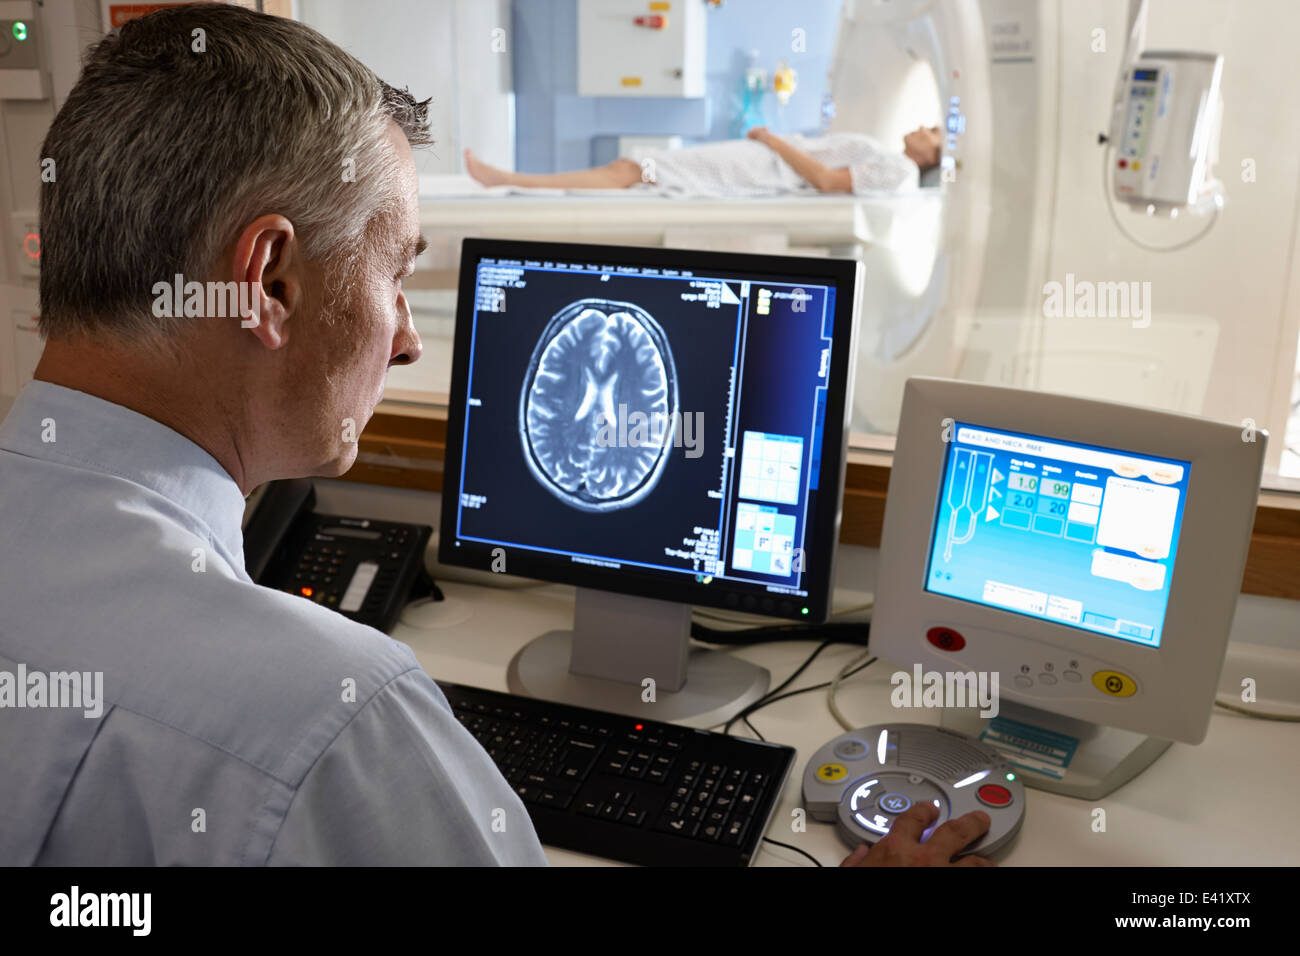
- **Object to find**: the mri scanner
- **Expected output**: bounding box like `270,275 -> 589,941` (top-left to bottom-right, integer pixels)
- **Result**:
411,0 -> 1225,436
412,0 -> 1060,435
0,0 -> 1229,439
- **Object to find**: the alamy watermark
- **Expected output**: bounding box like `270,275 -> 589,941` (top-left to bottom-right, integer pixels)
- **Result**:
0,664 -> 103,718
891,664 -> 1000,718
1042,273 -> 1151,329
594,403 -> 703,459
151,274 -> 261,327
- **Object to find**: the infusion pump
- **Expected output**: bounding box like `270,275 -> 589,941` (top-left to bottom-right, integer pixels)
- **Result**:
1109,51 -> 1224,214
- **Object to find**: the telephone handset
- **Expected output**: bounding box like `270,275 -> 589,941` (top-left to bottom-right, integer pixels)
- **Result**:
242,479 -> 436,634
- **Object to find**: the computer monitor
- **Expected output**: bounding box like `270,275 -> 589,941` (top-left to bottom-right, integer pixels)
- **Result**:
439,239 -> 862,724
872,377 -> 1266,797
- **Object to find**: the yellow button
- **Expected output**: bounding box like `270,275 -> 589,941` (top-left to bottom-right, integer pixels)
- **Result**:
816,763 -> 848,782
1092,670 -> 1137,697
1132,160 -> 1142,171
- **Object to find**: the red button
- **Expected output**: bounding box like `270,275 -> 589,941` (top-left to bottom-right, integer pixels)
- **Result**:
977,784 -> 1012,808
926,627 -> 966,652
1118,158 -> 1128,168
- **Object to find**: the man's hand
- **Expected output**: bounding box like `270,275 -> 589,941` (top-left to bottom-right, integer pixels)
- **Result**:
746,125 -> 773,144
839,803 -> 997,867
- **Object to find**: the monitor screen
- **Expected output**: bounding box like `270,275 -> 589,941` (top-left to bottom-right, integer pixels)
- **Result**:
440,240 -> 858,620
924,422 -> 1191,648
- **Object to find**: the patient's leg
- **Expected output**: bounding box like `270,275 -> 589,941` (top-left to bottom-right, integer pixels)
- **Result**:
465,149 -> 642,189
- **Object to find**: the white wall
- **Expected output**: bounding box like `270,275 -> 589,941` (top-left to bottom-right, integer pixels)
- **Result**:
1047,0 -> 1300,473
297,0 -> 514,177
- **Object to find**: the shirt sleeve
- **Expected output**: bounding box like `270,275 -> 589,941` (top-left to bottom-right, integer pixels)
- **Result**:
266,669 -> 549,866
848,151 -> 921,194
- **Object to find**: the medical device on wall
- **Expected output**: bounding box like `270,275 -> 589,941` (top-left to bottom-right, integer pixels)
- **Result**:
1109,52 -> 1223,214
440,238 -> 862,725
1101,0 -> 1224,250
866,378 -> 1265,799
577,0 -> 707,98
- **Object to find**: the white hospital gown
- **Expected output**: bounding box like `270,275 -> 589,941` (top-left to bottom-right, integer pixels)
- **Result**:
629,132 -> 919,198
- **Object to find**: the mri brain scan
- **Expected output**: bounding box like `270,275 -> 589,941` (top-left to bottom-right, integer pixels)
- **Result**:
519,298 -> 678,512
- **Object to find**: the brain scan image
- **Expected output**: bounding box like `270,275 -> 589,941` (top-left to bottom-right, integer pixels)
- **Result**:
519,298 -> 679,512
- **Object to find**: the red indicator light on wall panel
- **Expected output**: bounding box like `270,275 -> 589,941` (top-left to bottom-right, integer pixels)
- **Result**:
23,232 -> 40,259
634,15 -> 667,29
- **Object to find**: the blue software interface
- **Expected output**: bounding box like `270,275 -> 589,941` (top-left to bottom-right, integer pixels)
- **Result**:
449,253 -> 840,603
925,423 -> 1191,648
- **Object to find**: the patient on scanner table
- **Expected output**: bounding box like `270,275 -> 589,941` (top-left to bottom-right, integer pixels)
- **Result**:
465,126 -> 942,198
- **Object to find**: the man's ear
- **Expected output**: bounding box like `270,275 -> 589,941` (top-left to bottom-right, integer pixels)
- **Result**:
231,214 -> 302,350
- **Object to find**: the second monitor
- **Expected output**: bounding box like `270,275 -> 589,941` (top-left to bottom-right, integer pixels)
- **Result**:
440,239 -> 862,723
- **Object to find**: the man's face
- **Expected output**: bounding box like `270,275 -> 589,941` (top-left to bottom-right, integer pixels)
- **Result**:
283,120 -> 424,477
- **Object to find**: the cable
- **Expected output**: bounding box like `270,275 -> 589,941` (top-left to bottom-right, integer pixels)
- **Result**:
720,640 -> 877,737
1101,143 -> 1220,252
762,837 -> 825,867
739,656 -> 878,740
722,639 -> 838,735
1214,699 -> 1300,722
828,646 -> 879,731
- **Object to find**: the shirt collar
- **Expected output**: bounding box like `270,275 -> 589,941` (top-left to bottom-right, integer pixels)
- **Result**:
0,380 -> 249,569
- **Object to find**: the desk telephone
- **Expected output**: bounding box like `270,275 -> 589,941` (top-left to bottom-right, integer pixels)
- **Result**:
242,479 -> 436,633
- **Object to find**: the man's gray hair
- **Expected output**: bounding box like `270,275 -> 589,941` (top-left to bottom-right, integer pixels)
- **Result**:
38,2 -> 432,341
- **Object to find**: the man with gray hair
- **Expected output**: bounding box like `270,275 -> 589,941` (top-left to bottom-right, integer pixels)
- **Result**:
0,4 -> 546,865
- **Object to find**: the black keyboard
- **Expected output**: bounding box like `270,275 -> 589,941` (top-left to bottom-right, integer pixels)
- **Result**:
437,681 -> 795,867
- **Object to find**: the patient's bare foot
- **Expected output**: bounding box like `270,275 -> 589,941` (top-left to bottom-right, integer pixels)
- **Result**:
465,149 -> 510,186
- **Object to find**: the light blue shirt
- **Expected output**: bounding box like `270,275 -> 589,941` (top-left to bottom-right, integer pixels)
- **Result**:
0,381 -> 547,865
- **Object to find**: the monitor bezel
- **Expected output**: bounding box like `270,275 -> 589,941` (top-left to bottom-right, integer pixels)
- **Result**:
439,237 -> 862,623
872,377 -> 1266,744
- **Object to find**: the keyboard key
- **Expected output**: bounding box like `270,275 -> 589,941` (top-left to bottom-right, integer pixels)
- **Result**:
622,808 -> 647,826
722,817 -> 748,846
656,815 -> 698,838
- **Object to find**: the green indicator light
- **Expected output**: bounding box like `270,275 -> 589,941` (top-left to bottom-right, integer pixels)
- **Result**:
801,607 -> 809,615
13,21 -> 27,41
1006,772 -> 1015,781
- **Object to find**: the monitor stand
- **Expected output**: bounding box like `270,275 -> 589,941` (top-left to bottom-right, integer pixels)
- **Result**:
939,700 -> 1172,799
507,588 -> 770,728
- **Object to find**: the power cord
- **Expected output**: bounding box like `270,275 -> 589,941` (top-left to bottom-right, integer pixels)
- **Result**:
1214,699 -> 1300,722
761,836 -> 825,867
828,646 -> 880,731
719,636 -> 877,738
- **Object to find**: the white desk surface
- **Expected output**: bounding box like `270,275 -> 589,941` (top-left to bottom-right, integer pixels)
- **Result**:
390,577 -> 1299,868
318,480 -> 1300,867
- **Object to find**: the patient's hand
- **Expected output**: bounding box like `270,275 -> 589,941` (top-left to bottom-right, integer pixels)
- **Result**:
839,803 -> 996,867
747,126 -> 772,144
